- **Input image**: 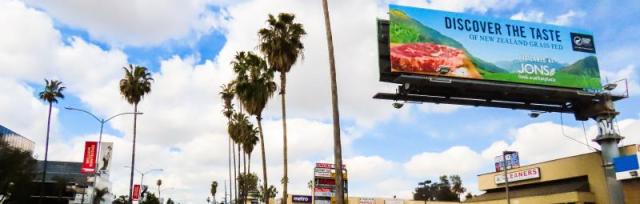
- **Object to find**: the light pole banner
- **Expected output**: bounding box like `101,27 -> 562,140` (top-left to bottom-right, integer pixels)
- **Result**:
81,141 -> 98,174
132,184 -> 141,201
97,142 -> 113,173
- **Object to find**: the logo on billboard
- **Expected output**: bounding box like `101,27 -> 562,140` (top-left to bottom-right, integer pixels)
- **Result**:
81,141 -> 98,174
97,142 -> 113,174
570,33 -> 596,53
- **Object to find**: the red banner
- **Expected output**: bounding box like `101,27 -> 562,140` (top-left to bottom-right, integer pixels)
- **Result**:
80,141 -> 97,174
132,184 -> 141,201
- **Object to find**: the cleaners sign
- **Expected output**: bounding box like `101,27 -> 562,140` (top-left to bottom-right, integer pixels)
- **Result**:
388,5 -> 601,90
495,167 -> 541,184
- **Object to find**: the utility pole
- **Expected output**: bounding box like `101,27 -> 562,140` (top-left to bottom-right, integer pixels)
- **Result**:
591,92 -> 625,204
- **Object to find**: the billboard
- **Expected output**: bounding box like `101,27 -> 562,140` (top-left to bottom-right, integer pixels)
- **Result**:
97,142 -> 113,174
81,141 -> 98,174
388,5 -> 601,90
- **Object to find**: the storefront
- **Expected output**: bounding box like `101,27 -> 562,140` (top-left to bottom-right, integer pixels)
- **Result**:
466,145 -> 640,204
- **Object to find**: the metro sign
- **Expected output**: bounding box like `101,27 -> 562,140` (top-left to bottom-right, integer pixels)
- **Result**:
495,167 -> 541,184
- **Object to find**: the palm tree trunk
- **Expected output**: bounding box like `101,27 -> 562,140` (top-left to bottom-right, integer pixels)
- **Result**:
248,154 -> 251,174
39,102 -> 53,204
237,143 -> 242,203
256,116 -> 268,204
232,140 -> 238,203
321,0 -> 345,203
128,103 -> 139,203
280,72 -> 289,204
229,131 -> 234,203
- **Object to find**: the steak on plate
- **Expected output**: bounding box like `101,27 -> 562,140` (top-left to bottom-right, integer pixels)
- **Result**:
391,42 -> 467,74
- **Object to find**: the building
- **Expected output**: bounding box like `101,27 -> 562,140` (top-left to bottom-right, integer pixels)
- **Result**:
273,195 -> 458,204
466,144 -> 640,204
0,124 -> 35,152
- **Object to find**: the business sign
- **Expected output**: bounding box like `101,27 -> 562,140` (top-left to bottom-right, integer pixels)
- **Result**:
614,154 -> 639,180
314,168 -> 332,178
81,141 -> 98,174
388,5 -> 601,90
494,152 -> 520,172
384,200 -> 403,204
360,198 -> 375,204
292,195 -> 312,203
495,167 -> 540,184
315,163 -> 346,169
97,142 -> 113,174
314,188 -> 332,197
132,184 -> 141,201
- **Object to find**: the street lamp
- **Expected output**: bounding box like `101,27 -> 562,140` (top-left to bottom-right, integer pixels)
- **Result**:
418,180 -> 431,204
65,107 -> 142,173
502,151 -> 517,204
123,165 -> 163,195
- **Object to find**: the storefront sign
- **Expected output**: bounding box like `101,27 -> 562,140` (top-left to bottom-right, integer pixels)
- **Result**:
316,163 -> 346,169
314,188 -> 332,197
292,195 -> 312,203
614,154 -> 639,180
495,167 -> 540,184
388,5 -> 601,90
360,198 -> 375,204
80,141 -> 97,174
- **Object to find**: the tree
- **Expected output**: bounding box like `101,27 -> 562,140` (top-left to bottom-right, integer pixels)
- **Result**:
238,173 -> 258,204
140,193 -> 160,204
220,83 -> 237,203
119,64 -> 153,203
156,179 -> 162,198
210,181 -> 218,204
37,79 -> 65,204
320,1 -> 345,203
412,175 -> 465,202
257,185 -> 277,201
231,51 -> 277,203
92,188 -> 109,204
465,193 -> 473,200
112,195 -> 128,204
167,198 -> 175,204
0,140 -> 36,204
258,13 -> 306,204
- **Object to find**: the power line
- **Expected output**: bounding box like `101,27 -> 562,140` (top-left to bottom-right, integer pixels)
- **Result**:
559,113 -> 599,151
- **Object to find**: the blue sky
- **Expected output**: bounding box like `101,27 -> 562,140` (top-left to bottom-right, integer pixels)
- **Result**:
2,0 -> 640,203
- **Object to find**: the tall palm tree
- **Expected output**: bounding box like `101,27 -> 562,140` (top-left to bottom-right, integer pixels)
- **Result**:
257,14 -> 306,203
321,1 -> 345,203
38,79 -> 65,204
119,64 -> 153,203
219,84 -> 236,203
232,51 -> 277,204
243,128 -> 259,174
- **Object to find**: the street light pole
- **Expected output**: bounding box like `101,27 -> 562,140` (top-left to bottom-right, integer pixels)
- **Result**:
124,166 -> 163,199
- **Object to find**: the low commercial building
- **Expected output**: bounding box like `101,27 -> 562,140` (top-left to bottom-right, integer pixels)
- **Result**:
466,144 -> 640,204
273,194 -> 458,204
0,124 -> 35,152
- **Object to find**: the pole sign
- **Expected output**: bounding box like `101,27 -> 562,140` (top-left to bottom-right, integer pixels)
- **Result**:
314,168 -> 332,178
494,152 -> 520,172
388,4 -> 601,90
495,167 -> 540,184
132,184 -> 141,201
80,141 -> 98,174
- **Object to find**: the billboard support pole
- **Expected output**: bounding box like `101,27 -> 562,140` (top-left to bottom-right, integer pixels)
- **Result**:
591,93 -> 625,204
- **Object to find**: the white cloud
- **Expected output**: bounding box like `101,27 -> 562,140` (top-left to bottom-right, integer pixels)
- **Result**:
510,10 -> 585,26
23,0 -> 229,46
404,146 -> 487,178
601,65 -> 639,96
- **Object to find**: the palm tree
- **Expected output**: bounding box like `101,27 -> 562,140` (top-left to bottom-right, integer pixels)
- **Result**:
92,188 -> 109,204
119,64 -> 153,203
243,128 -> 259,173
321,1 -> 345,203
220,84 -> 237,203
211,181 -> 218,204
38,79 -> 65,204
231,51 -> 277,204
257,14 -> 305,203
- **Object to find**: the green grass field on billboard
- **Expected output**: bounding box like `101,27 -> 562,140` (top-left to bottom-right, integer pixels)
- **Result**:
388,5 -> 602,90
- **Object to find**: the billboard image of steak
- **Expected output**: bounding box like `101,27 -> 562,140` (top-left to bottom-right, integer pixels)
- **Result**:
390,42 -> 481,78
